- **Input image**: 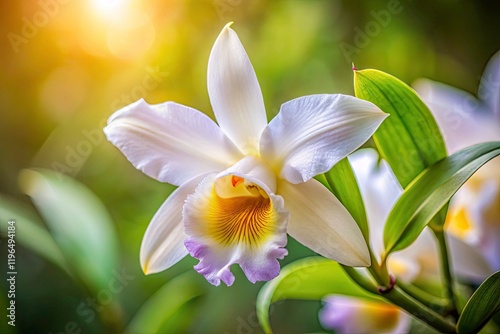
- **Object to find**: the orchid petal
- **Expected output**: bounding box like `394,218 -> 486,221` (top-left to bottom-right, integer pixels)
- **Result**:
349,149 -> 402,260
207,23 -> 267,154
350,149 -> 493,283
413,79 -> 500,153
261,94 -> 387,184
278,179 -> 370,267
386,255 -> 421,282
140,175 -> 206,274
447,234 -> 493,283
184,173 -> 288,286
320,295 -> 411,334
479,50 -> 500,117
104,99 -> 241,186
391,228 -> 440,282
350,150 -> 442,281
451,178 -> 500,271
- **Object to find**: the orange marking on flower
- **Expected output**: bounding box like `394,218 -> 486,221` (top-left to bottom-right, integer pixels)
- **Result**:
231,175 -> 244,187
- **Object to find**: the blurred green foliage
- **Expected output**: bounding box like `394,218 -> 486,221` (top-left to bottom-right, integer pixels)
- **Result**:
0,0 -> 499,333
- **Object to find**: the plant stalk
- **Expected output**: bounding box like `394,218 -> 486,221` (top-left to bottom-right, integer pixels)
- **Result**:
398,280 -> 453,314
432,228 -> 459,319
384,286 -> 456,333
368,251 -> 456,332
341,265 -> 379,295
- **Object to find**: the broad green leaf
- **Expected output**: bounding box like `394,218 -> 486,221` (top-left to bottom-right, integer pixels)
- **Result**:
354,69 -> 447,188
457,271 -> 500,333
19,168 -> 119,291
125,272 -> 204,334
355,69 -> 450,243
323,157 -> 369,242
384,142 -> 500,254
256,257 -> 379,334
0,195 -> 72,276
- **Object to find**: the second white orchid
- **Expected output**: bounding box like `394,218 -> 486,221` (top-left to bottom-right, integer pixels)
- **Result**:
104,23 -> 387,286
414,51 -> 500,272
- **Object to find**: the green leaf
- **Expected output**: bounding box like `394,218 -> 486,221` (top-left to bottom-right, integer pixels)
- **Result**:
323,157 -> 369,242
125,272 -> 204,334
0,195 -> 72,276
354,69 -> 449,244
18,168 -> 119,291
457,271 -> 500,333
384,141 -> 500,254
256,257 -> 379,334
354,69 -> 447,189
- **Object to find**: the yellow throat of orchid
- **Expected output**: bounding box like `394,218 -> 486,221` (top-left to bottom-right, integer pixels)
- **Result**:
203,174 -> 277,247
446,207 -> 474,241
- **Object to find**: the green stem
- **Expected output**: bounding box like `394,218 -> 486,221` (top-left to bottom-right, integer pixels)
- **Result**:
341,265 -> 379,295
368,251 -> 456,332
367,253 -> 390,286
384,287 -> 456,333
398,280 -> 453,314
432,228 -> 459,319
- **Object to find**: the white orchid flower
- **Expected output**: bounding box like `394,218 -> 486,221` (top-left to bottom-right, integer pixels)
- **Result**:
414,50 -> 500,271
349,149 -> 493,283
319,149 -> 492,334
104,23 -> 387,286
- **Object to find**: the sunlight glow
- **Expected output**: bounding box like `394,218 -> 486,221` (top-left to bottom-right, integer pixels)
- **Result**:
91,0 -> 129,18
82,0 -> 154,60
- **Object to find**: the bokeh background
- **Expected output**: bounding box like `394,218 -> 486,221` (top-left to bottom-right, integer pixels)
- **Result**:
1,0 -> 499,333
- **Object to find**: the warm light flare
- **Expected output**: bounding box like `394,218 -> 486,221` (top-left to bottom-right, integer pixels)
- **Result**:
91,0 -> 129,18
81,0 -> 155,60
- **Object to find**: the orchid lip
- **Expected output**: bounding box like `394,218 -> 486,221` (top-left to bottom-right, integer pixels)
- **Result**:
209,174 -> 277,247
183,172 -> 288,286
